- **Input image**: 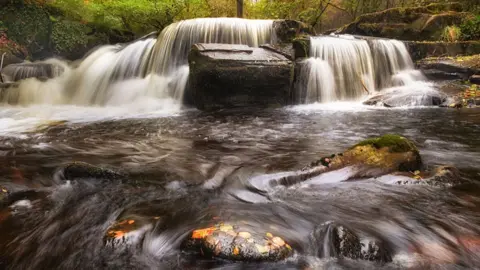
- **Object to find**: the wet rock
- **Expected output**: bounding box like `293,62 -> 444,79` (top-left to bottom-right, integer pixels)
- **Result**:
55,161 -> 126,182
272,20 -> 315,44
183,223 -> 293,261
104,217 -> 155,247
326,134 -> 422,173
417,58 -> 478,81
363,88 -> 448,107
424,166 -> 463,187
188,43 -> 293,111
2,62 -> 65,82
311,222 -> 392,262
311,222 -> 361,259
0,185 -> 9,204
470,75 -> 480,85
360,239 -> 393,262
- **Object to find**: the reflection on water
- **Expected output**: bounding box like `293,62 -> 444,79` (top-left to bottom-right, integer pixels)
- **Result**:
0,105 -> 480,269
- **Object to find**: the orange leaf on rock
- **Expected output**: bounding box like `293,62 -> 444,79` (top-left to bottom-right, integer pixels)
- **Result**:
192,227 -> 216,239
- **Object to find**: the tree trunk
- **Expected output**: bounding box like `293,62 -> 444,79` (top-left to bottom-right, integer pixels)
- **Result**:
236,0 -> 243,18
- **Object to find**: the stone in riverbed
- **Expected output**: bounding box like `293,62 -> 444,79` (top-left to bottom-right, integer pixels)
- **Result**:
363,88 -> 448,107
323,134 -> 422,174
183,223 -> 293,261
188,43 -> 293,111
311,222 -> 392,262
55,161 -> 126,182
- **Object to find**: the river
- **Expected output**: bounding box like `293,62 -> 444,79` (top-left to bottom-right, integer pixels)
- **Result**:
0,103 -> 479,269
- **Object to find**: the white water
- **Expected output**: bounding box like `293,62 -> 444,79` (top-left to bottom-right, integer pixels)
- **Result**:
2,18 -> 275,110
298,35 -> 436,104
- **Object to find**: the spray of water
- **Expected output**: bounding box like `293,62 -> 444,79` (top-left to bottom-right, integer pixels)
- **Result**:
298,35 -> 436,105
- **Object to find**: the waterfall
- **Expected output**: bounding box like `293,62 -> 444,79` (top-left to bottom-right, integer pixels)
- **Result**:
3,18 -> 274,108
298,35 -> 432,104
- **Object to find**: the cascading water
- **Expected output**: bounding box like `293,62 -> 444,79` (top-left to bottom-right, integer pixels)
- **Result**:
297,35 -> 437,105
2,18 -> 274,109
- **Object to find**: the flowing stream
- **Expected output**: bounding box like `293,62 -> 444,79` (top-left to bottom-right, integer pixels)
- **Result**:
0,105 -> 480,269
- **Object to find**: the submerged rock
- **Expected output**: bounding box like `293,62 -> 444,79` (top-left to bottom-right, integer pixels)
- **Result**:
183,223 -> 293,261
188,43 -> 293,110
55,161 -> 126,182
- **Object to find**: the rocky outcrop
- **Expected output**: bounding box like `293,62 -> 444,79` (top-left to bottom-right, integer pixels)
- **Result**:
416,55 -> 480,80
336,3 -> 473,41
2,62 -> 65,82
183,223 -> 293,261
188,44 -> 293,110
406,41 -> 480,61
273,20 -> 315,44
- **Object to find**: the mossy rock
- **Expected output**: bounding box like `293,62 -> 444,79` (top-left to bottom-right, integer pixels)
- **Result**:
316,135 -> 422,173
353,134 -> 419,153
183,223 -> 293,261
336,3 -> 473,41
56,161 -> 126,181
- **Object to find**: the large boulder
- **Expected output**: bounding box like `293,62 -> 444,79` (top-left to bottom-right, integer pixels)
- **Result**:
336,3 -> 472,41
189,44 -> 293,110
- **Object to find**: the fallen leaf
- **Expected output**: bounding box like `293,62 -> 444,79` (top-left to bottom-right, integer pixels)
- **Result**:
255,244 -> 270,254
272,237 -> 285,246
233,246 -> 240,255
266,232 -> 273,238
128,220 -> 135,225
192,227 -> 215,239
219,224 -> 233,232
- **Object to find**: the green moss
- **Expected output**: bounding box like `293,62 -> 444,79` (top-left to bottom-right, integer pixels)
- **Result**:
353,134 -> 418,153
0,3 -> 52,55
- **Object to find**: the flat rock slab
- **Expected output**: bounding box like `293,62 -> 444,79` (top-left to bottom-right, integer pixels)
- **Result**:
189,43 -> 293,111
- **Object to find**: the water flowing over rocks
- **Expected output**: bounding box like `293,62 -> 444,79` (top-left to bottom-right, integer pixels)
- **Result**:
363,88 -> 448,107
310,222 -> 392,262
189,44 -> 293,110
2,62 -> 65,82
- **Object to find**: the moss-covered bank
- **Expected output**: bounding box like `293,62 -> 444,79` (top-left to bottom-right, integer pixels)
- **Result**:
0,0 -> 134,61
